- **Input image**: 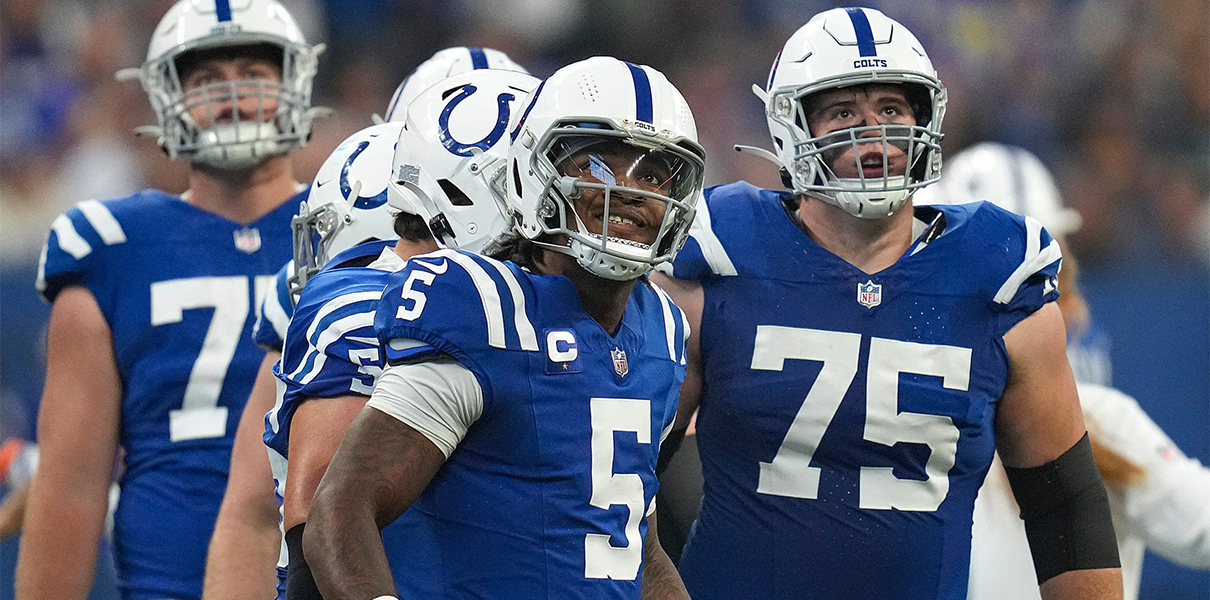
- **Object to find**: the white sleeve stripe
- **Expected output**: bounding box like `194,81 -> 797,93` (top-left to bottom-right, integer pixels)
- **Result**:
286,290 -> 382,380
262,291 -> 291,344
438,250 -> 507,349
994,216 -> 1062,304
649,283 -> 679,362
687,198 -> 737,277
483,257 -> 539,351
35,243 -> 49,293
50,214 -> 92,259
267,372 -> 288,433
296,311 -> 376,385
77,200 -> 126,245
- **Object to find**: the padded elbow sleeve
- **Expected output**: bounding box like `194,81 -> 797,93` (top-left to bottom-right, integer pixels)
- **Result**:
1004,432 -> 1121,584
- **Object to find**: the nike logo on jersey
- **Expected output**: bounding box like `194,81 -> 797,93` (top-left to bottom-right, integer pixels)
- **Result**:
413,258 -> 448,274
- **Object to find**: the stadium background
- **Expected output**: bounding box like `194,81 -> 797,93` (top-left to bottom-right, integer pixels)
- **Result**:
0,0 -> 1206,596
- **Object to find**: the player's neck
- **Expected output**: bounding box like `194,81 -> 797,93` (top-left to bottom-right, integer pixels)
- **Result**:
795,196 -> 916,274
185,155 -> 298,224
536,251 -> 635,336
393,237 -> 440,262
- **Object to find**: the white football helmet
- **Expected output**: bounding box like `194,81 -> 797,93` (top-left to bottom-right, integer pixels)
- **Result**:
395,69 -> 540,253
290,122 -> 428,297
384,47 -> 529,123
757,7 -> 946,219
507,56 -> 705,281
118,0 -> 325,169
922,142 -> 1083,237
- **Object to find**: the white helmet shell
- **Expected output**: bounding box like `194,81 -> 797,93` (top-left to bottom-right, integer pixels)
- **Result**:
121,0 -> 324,169
922,142 -> 1082,238
395,69 -> 540,253
507,56 -> 705,280
384,47 -> 529,123
291,122 -> 425,296
764,7 -> 946,219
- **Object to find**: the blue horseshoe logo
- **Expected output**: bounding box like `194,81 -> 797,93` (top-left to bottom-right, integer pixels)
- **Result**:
340,139 -> 390,210
438,84 -> 515,157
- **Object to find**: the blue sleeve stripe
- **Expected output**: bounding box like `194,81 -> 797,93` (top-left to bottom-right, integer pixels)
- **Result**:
215,0 -> 232,22
624,62 -> 654,124
468,47 -> 488,70
845,7 -> 878,57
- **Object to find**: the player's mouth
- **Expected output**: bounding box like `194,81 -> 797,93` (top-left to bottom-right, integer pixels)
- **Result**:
595,206 -> 654,245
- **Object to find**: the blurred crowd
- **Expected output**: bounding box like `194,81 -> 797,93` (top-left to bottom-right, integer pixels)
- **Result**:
3,0 -> 1206,269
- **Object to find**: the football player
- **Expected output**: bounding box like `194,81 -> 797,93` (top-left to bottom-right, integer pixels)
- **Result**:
203,46 -> 529,599
303,57 -> 703,599
17,1 -> 323,599
266,67 -> 538,599
919,143 -> 1210,600
651,7 -> 1123,599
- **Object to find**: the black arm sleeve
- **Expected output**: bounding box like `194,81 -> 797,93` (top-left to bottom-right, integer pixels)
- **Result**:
1004,432 -> 1121,584
285,522 -> 325,600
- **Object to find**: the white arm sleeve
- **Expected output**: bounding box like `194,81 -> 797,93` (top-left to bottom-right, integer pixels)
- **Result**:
366,354 -> 484,458
1078,383 -> 1210,569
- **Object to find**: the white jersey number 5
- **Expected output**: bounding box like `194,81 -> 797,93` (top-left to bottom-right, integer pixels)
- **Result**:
585,397 -> 651,581
753,326 -> 969,511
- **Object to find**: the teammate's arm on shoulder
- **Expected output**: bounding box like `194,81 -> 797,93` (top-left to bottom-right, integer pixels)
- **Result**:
204,353 -> 285,600
648,272 -> 703,431
641,508 -> 691,600
16,286 -> 122,598
996,303 -> 1123,600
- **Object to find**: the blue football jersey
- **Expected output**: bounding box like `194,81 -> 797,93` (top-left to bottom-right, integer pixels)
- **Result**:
373,249 -> 688,600
263,240 -> 431,597
252,260 -> 295,352
670,182 -> 1062,600
36,189 -> 303,600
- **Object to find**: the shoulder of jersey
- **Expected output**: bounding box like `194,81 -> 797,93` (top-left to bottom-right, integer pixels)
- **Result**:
377,249 -> 543,357
927,200 -> 1062,305
37,190 -> 187,299
672,181 -> 780,279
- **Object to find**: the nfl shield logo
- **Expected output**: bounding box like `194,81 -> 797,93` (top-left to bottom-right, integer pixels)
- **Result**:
611,347 -> 629,378
233,228 -> 261,254
857,280 -> 882,309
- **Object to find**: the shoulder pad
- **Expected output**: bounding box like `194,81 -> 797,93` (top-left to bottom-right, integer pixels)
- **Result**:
376,249 -> 541,363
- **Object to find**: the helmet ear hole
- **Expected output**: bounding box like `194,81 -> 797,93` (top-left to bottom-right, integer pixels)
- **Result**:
513,159 -> 523,199
437,179 -> 474,206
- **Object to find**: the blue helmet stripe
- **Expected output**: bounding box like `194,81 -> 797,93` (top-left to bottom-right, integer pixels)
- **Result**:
215,0 -> 232,22
845,7 -> 877,57
767,48 -> 784,90
509,80 -> 545,142
624,62 -> 653,124
468,47 -> 489,70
